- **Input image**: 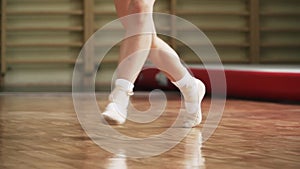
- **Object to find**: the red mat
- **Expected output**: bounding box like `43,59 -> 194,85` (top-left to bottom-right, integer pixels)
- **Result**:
135,65 -> 300,102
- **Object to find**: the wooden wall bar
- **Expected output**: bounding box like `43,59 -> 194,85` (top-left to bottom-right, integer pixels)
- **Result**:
249,0 -> 260,63
259,0 -> 300,63
0,0 -> 299,91
1,0 -> 7,75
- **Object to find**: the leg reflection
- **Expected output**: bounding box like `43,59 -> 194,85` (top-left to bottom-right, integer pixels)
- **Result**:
184,130 -> 205,168
105,149 -> 128,169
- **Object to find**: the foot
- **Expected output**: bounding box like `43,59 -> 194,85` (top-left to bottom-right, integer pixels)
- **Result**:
102,102 -> 127,125
182,78 -> 206,128
102,79 -> 134,125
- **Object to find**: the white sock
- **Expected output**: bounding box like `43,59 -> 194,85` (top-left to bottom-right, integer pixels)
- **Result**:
172,71 -> 195,88
173,72 -> 197,100
115,79 -> 134,92
109,79 -> 134,114
172,72 -> 199,112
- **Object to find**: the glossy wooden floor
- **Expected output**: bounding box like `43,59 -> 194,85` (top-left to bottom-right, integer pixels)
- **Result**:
0,93 -> 299,169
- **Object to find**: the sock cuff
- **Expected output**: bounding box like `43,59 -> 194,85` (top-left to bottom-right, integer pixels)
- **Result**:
172,72 -> 193,88
115,79 -> 134,91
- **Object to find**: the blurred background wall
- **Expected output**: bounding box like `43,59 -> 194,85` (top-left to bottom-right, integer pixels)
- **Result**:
0,0 -> 299,92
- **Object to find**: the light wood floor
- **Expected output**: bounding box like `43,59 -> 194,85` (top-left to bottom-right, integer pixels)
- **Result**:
0,93 -> 299,169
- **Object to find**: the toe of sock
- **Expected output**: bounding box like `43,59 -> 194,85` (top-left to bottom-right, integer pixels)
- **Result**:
102,103 -> 127,124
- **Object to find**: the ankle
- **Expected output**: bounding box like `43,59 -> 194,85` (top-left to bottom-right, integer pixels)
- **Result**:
109,79 -> 134,108
172,73 -> 203,103
115,79 -> 134,92
172,70 -> 193,88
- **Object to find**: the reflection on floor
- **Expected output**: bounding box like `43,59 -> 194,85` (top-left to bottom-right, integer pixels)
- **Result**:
0,93 -> 299,169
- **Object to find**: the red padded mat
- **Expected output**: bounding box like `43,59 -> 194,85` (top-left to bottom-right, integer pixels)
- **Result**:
135,66 -> 300,102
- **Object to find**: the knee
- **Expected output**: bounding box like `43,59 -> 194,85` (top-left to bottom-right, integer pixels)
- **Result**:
129,0 -> 153,14
151,36 -> 159,48
124,0 -> 154,31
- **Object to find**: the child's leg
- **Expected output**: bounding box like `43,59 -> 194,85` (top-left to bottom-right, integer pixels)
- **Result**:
148,36 -> 187,82
103,0 -> 156,124
114,0 -> 156,82
148,35 -> 206,127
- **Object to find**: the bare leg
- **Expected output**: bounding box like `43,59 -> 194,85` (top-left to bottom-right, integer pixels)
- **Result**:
103,0 -> 156,124
148,36 -> 206,127
148,35 -> 187,82
104,0 -> 205,127
114,0 -> 156,82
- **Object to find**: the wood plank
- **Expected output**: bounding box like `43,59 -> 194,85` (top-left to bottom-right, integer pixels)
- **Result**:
260,11 -> 300,16
83,0 -> 94,43
260,57 -> 300,63
7,26 -> 83,31
261,43 -> 300,47
0,94 -> 299,168
177,11 -> 249,16
1,0 -> 6,74
249,0 -> 260,63
6,58 -> 80,64
7,10 -> 83,15
182,58 -> 250,64
176,42 -> 250,48
5,58 -> 117,65
177,27 -> 249,32
260,27 -> 300,32
83,0 -> 95,89
94,10 -> 115,15
6,42 -> 83,47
